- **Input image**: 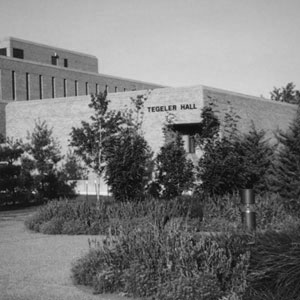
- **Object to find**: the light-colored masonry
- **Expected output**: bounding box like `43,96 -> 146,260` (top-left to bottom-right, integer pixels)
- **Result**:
2,85 -> 297,195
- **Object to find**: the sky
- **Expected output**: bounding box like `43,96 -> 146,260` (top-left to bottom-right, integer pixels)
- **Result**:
0,0 -> 300,98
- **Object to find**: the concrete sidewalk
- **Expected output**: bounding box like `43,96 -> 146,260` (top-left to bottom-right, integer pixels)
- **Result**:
0,208 -> 129,300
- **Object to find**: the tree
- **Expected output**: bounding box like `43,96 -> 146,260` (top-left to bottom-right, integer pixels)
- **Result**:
26,120 -> 75,200
268,104 -> 300,210
105,128 -> 153,201
197,105 -> 273,196
153,130 -> 195,199
196,103 -> 242,196
70,91 -> 128,176
270,82 -> 300,104
236,122 -> 274,193
0,138 -> 33,205
70,92 -> 153,201
63,150 -> 88,180
197,135 -> 244,196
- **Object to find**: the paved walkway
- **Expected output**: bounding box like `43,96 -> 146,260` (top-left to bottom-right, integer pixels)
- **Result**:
0,208 -> 130,300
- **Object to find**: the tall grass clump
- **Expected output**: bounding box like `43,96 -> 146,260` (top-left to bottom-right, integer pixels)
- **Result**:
72,224 -> 252,299
245,229 -> 300,300
25,199 -> 109,234
25,195 -> 203,235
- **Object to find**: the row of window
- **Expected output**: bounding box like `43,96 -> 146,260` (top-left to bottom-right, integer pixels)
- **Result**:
0,48 -> 24,59
51,55 -> 68,68
10,71 -> 131,101
0,47 -> 69,68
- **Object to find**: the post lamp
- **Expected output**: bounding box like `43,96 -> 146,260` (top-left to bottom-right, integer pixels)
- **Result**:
240,189 -> 256,231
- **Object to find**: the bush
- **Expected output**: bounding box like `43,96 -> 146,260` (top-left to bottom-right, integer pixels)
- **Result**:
39,217 -> 64,234
245,229 -> 300,300
72,226 -> 251,299
153,132 -> 195,199
25,199 -> 109,235
26,192 -> 300,299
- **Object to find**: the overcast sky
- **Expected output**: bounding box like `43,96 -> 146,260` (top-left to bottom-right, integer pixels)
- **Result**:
1,0 -> 299,98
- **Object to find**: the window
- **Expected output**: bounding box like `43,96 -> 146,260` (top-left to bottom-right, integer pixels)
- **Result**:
13,48 -> 24,59
51,77 -> 55,98
51,56 -> 58,65
75,80 -> 78,96
188,135 -> 196,153
0,48 -> 7,56
39,75 -> 43,99
63,79 -> 67,97
124,88 -> 126,92
26,73 -> 30,100
64,59 -> 68,68
12,71 -> 16,100
85,82 -> 89,95
115,86 -> 118,93
105,85 -> 109,93
96,83 -> 99,94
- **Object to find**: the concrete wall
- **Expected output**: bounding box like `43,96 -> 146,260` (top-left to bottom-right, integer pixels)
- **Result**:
0,56 -> 164,101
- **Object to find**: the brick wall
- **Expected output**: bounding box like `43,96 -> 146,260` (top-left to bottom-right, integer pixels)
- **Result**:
6,37 -> 99,73
3,85 -> 297,195
5,85 -> 296,155
203,86 -> 297,143
0,101 -> 8,138
0,56 -> 164,101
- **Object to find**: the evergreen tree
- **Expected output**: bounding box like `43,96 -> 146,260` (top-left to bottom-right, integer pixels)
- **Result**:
26,120 -> 75,200
63,151 -> 88,180
196,104 -> 242,196
0,138 -> 33,204
268,105 -> 300,210
237,122 -> 274,193
154,131 -> 195,199
197,104 -> 273,196
105,128 -> 153,201
197,136 -> 244,196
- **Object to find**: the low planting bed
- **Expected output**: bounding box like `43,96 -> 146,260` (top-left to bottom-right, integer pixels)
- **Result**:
25,194 -> 300,300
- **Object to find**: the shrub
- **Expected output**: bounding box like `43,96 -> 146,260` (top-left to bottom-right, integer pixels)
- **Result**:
153,131 -> 195,199
156,273 -> 221,300
268,103 -> 300,211
105,129 -> 153,202
25,199 -> 109,235
39,217 -> 64,234
246,229 -> 300,300
72,248 -> 109,287
71,225 -> 251,299
197,105 -> 273,196
61,219 -> 89,235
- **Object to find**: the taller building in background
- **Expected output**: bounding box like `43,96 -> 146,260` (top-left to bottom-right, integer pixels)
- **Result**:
0,37 -> 164,101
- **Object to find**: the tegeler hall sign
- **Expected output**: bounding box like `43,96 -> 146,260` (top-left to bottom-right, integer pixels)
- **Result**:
147,103 -> 197,113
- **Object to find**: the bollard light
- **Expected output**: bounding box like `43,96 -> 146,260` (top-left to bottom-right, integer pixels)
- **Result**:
240,189 -> 256,231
